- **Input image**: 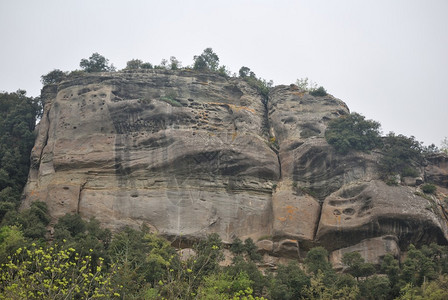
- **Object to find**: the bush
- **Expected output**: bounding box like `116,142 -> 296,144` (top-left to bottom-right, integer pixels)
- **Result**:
310,86 -> 328,96
379,133 -> 424,177
422,183 -> 437,194
325,112 -> 382,154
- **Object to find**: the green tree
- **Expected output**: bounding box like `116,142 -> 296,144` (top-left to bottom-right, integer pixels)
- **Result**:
53,213 -> 111,268
226,256 -> 267,297
125,59 -> 143,70
304,246 -> 333,275
239,66 -> 251,78
359,275 -> 390,300
244,238 -> 262,261
0,244 -> 120,299
169,56 -> 181,70
0,225 -> 27,264
325,112 -> 382,154
193,48 -> 219,71
400,244 -> 438,287
230,236 -> 244,255
381,253 -> 400,297
379,132 -> 423,177
301,270 -> 359,300
196,271 -> 255,300
80,52 -> 115,72
269,261 -> 310,300
41,69 -> 66,85
0,91 -> 41,221
342,251 -> 376,280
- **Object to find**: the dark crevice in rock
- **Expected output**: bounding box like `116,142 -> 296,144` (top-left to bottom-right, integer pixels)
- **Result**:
77,181 -> 87,214
262,92 -> 282,179
313,202 -> 323,240
37,109 -> 51,168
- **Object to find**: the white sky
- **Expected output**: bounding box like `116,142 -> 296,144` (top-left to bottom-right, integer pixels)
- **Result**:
1,0 -> 447,146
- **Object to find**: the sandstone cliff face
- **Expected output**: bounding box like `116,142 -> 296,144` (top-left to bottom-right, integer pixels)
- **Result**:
23,70 -> 448,263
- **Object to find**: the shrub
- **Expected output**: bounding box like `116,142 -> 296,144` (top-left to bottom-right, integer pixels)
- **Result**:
325,112 -> 382,154
125,59 -> 143,70
422,183 -> 436,194
310,86 -> 328,96
379,133 -> 424,177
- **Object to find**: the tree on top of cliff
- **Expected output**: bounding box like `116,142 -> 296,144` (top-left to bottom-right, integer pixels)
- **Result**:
80,52 -> 115,73
193,48 -> 219,71
41,69 -> 67,85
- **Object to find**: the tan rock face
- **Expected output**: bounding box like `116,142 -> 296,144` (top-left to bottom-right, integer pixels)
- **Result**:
316,180 -> 448,251
23,70 -> 448,259
330,235 -> 400,271
24,70 -> 278,241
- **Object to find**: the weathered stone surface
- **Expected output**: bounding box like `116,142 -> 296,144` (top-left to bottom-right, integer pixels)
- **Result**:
272,239 -> 300,258
426,153 -> 448,188
23,70 -> 279,241
316,180 -> 448,251
271,181 -> 320,244
22,70 -> 448,261
330,235 -> 400,271
256,240 -> 274,253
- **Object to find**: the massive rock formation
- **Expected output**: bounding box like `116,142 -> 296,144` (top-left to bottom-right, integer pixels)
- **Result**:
22,69 -> 448,264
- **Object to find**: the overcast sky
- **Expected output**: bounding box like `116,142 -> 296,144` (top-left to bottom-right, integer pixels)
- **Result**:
1,0 -> 447,146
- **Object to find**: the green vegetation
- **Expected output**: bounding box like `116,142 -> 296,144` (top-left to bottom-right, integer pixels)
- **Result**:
378,133 -> 423,178
325,112 -> 382,154
238,66 -> 273,100
160,96 -> 182,107
80,52 -> 115,73
296,77 -> 328,96
324,112 -> 443,183
193,48 -> 220,71
0,243 -> 120,299
309,86 -> 328,96
421,183 -> 437,194
0,91 -> 42,222
1,210 -> 448,299
441,137 -> 448,154
41,69 -> 66,85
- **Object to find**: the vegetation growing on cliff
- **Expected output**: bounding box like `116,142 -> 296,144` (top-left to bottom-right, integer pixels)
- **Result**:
325,112 -> 444,182
325,112 -> 382,154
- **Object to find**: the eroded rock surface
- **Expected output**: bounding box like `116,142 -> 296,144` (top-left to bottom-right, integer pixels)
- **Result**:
330,235 -> 400,271
23,70 -> 448,262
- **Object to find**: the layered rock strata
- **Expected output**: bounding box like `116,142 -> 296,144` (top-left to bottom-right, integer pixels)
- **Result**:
23,70 -> 448,262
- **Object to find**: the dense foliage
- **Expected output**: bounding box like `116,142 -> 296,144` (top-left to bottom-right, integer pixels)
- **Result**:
80,52 -> 115,73
325,112 -> 382,154
378,133 -> 424,178
1,211 -> 448,300
0,91 -> 41,222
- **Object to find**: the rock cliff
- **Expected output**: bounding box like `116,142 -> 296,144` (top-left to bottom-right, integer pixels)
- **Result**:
22,70 -> 448,264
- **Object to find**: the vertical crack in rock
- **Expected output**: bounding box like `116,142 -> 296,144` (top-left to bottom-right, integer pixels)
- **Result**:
313,202 -> 323,240
262,93 -> 282,180
77,181 -> 87,214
